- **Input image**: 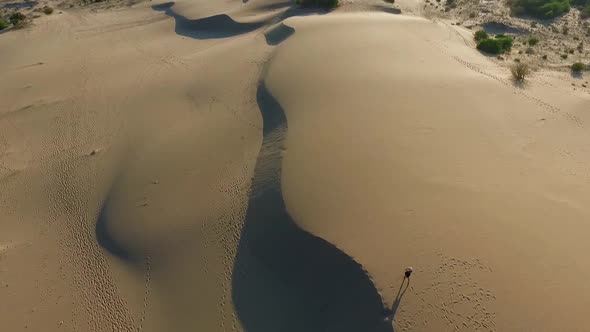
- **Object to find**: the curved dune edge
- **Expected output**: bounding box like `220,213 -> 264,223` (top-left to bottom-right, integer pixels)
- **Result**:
152,2 -> 270,39
231,78 -> 392,332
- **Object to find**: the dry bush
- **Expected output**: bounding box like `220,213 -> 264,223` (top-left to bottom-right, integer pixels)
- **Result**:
511,62 -> 530,81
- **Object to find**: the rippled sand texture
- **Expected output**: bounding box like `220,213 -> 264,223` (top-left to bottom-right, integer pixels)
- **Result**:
1,1 -> 590,331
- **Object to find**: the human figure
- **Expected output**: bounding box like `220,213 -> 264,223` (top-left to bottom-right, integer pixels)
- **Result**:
404,266 -> 413,280
383,268 -> 412,321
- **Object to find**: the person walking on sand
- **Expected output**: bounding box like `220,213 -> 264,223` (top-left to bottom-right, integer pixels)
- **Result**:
404,266 -> 413,280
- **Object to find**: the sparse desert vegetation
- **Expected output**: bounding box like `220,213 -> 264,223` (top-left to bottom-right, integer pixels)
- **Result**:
509,0 -> 571,19
511,62 -> 531,80
509,0 -> 590,19
428,0 -> 590,73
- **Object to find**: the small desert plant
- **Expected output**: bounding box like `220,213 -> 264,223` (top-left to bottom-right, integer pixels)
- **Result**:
469,12 -> 477,18
474,30 -> 489,42
562,26 -> 569,35
542,54 -> 548,60
511,62 -> 530,81
577,42 -> 584,52
530,21 -> 538,28
572,62 -> 586,72
43,6 -> 54,15
0,17 -> 8,30
568,48 -> 575,54
528,36 -> 539,46
526,47 -> 535,54
561,54 -> 569,59
9,12 -> 26,26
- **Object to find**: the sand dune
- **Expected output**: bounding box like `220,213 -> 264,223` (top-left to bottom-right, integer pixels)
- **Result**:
1,0 -> 590,331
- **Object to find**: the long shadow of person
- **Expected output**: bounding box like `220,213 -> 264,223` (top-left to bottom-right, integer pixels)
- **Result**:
383,278 -> 410,323
230,81 -> 393,332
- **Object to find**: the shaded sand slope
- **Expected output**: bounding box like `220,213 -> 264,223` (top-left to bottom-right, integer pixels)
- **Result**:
230,81 -> 391,332
265,14 -> 590,331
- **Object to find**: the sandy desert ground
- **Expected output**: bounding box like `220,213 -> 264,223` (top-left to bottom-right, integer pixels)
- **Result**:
1,0 -> 590,331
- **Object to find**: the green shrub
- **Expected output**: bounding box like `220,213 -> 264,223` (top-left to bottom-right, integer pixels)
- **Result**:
474,30 -> 489,42
43,6 -> 54,15
572,62 -> 586,72
528,36 -> 539,46
9,12 -> 26,26
510,0 -> 570,19
477,35 -> 513,54
581,4 -> 590,18
0,17 -> 8,30
298,0 -> 339,9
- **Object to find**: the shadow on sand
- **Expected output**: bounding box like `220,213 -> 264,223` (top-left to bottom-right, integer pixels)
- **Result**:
264,23 -> 295,45
230,81 -> 393,332
372,5 -> 402,14
152,1 -> 326,40
383,279 -> 409,323
152,2 -> 266,39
